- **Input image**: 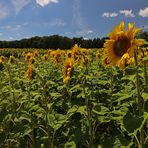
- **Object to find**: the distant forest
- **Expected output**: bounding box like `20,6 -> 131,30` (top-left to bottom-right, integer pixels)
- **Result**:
0,31 -> 147,49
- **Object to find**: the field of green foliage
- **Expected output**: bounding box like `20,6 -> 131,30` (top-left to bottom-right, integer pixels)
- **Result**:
0,45 -> 147,148
0,22 -> 148,148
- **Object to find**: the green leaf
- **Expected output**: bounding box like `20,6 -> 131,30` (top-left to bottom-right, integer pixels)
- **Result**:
77,106 -> 87,116
50,92 -> 62,98
64,141 -> 76,148
113,93 -> 133,103
143,56 -> 148,61
92,105 -> 109,115
66,105 -> 78,118
47,112 -> 67,130
125,67 -> 136,75
47,103 -> 53,110
142,92 -> 148,101
123,111 -> 144,134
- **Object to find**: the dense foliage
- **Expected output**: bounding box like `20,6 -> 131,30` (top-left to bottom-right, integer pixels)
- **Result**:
0,46 -> 148,147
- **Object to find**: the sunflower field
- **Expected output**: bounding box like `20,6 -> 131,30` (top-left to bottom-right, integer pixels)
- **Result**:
0,22 -> 148,148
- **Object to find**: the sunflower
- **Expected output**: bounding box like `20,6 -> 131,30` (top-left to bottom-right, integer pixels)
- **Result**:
102,57 -> 111,67
63,59 -> 74,84
0,56 -> 5,62
33,50 -> 39,57
71,44 -> 81,64
66,51 -> 72,59
53,49 -> 63,64
8,56 -> 15,64
104,21 -> 144,67
81,55 -> 90,67
25,52 -> 33,63
96,50 -> 101,59
43,54 -> 48,61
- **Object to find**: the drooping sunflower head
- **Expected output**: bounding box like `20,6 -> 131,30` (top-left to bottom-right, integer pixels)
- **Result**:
33,50 -> 39,57
72,44 -> 81,63
96,50 -> 101,59
54,50 -> 62,64
25,52 -> 33,63
102,56 -> 111,68
8,56 -> 15,64
104,21 -> 144,68
80,48 -> 87,55
0,56 -> 5,62
50,51 -> 56,58
63,59 -> 74,84
43,54 -> 48,61
47,49 -> 52,55
80,55 -> 90,67
66,51 -> 72,59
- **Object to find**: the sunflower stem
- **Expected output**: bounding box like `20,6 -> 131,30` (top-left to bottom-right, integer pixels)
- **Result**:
7,64 -> 16,117
83,66 -> 94,148
142,48 -> 148,145
141,49 -> 148,89
134,47 -> 144,148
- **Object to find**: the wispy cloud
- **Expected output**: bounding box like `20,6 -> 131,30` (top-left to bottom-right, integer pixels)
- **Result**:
0,3 -> 9,19
0,23 -> 28,31
87,30 -> 93,34
119,9 -> 135,17
11,0 -> 31,14
65,32 -> 73,35
48,19 -> 66,27
139,7 -> 148,17
102,12 -> 118,18
76,30 -> 93,36
36,0 -> 59,7
72,0 -> 92,37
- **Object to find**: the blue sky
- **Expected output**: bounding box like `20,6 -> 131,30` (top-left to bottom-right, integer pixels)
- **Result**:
0,0 -> 147,40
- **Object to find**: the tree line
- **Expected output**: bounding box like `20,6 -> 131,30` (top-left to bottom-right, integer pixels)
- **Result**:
0,31 -> 147,49
0,35 -> 107,49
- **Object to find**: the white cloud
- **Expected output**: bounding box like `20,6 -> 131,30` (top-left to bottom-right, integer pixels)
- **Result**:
49,19 -> 66,27
120,9 -> 135,17
139,7 -> 148,17
11,0 -> 31,14
0,4 -> 9,19
65,32 -> 73,35
84,37 -> 89,40
87,30 -> 93,34
36,0 -> 59,7
102,12 -> 118,17
76,29 -> 93,36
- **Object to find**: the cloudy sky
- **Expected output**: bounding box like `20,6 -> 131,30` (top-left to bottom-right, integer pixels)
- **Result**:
0,0 -> 147,40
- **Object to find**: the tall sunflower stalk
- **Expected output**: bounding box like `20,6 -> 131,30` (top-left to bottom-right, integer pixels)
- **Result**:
134,47 -> 144,148
7,63 -> 16,117
103,21 -> 145,148
83,64 -> 94,148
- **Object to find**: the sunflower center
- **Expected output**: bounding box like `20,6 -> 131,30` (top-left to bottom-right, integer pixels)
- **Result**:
114,37 -> 130,57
